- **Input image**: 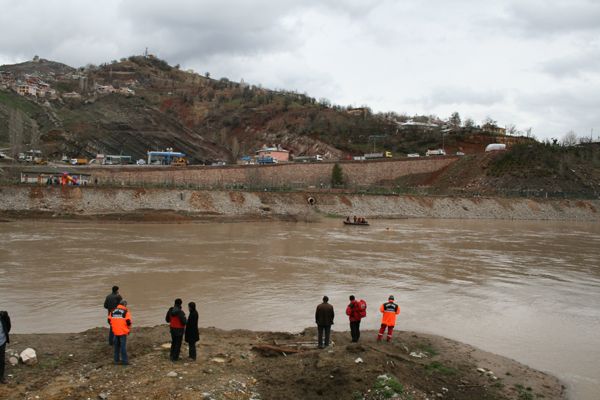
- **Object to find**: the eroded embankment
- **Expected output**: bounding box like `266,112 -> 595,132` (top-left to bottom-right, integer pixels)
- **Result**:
0,185 -> 598,221
0,326 -> 565,400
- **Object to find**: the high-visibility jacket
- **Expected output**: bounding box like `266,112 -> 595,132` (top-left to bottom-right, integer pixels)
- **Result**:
379,301 -> 400,326
109,304 -> 132,336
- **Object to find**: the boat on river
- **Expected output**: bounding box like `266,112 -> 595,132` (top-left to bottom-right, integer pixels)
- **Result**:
343,220 -> 370,226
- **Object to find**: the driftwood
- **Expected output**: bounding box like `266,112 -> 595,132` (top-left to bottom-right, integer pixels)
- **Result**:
252,344 -> 302,357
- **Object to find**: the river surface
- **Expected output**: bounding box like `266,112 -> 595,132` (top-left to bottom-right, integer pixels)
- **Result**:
1,219 -> 599,398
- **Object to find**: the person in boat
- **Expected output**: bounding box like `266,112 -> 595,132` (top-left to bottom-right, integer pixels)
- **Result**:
353,215 -> 357,223
346,216 -> 350,222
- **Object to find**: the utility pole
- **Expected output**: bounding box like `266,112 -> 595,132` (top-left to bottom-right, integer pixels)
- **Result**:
368,134 -> 386,153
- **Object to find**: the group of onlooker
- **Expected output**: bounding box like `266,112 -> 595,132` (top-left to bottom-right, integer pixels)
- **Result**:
315,294 -> 400,348
103,287 -> 200,365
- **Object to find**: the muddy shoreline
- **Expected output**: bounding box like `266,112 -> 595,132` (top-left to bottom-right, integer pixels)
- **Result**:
1,185 -> 598,222
0,326 -> 565,400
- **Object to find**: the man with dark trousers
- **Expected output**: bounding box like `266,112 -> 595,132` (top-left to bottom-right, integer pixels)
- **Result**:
166,298 -> 187,361
346,295 -> 363,342
104,286 -> 122,346
0,310 -> 11,384
315,296 -> 334,349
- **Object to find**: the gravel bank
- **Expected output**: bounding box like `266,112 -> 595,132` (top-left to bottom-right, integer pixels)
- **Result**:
0,185 -> 598,221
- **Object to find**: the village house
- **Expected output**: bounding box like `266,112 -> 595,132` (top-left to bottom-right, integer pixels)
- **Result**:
256,144 -> 290,162
62,91 -> 82,100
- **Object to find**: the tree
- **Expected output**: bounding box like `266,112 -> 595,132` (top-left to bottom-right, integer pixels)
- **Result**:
8,109 -> 24,158
561,130 -> 578,146
505,124 -> 517,135
448,112 -> 461,128
331,163 -> 345,187
464,118 -> 475,128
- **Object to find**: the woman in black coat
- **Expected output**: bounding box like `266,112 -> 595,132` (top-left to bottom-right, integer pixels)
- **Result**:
184,302 -> 200,360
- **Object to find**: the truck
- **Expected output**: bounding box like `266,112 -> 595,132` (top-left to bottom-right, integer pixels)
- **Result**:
425,149 -> 446,156
293,155 -> 323,162
70,158 -> 88,165
257,156 -> 277,165
363,151 -> 392,159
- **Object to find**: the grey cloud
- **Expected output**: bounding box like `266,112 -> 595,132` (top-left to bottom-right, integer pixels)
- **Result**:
502,0 -> 600,36
422,86 -> 505,108
540,49 -> 600,78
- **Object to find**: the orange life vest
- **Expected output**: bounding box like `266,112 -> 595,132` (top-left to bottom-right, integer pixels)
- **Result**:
379,301 -> 400,326
109,304 -> 132,336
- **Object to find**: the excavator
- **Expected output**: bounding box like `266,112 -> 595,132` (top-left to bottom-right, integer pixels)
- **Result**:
171,157 -> 188,166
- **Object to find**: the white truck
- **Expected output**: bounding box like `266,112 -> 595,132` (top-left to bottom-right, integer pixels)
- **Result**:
425,149 -> 446,156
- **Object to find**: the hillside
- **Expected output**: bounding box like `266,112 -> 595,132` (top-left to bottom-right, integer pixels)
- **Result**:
389,143 -> 600,198
1,55 -> 515,163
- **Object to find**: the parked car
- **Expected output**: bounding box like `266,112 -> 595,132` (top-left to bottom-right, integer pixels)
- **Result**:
136,159 -> 146,165
407,153 -> 420,158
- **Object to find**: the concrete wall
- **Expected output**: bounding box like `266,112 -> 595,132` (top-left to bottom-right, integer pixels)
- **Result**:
85,157 -> 458,188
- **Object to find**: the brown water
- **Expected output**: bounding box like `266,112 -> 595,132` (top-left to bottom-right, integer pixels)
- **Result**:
0,219 -> 599,398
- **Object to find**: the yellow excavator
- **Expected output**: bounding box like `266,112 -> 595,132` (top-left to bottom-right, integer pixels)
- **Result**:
171,157 -> 188,166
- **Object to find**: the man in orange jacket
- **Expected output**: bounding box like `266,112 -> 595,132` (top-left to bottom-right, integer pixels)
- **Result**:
109,299 -> 132,365
377,295 -> 400,342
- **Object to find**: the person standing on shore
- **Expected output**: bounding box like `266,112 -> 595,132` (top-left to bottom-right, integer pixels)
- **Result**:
185,302 -> 199,360
0,310 -> 11,384
166,298 -> 187,361
377,295 -> 400,342
346,295 -> 364,342
104,286 -> 122,346
109,299 -> 132,365
315,296 -> 334,349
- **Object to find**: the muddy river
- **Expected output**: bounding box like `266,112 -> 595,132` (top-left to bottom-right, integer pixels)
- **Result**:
0,219 -> 599,398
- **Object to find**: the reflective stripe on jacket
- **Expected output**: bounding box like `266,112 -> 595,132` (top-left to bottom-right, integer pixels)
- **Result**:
109,304 -> 132,336
379,301 -> 400,326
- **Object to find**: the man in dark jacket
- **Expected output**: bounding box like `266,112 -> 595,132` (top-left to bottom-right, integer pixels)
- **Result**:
0,310 -> 11,384
184,302 -> 199,360
165,298 -> 187,361
346,295 -> 363,342
315,296 -> 334,349
104,286 -> 122,346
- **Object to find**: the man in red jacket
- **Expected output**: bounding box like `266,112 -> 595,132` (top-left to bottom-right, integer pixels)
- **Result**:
346,295 -> 363,342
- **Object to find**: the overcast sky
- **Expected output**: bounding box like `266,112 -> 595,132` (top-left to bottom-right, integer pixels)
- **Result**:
1,0 -> 599,140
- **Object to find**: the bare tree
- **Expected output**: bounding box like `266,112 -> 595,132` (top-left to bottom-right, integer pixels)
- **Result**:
561,130 -> 578,146
505,124 -> 517,135
464,118 -> 475,128
8,109 -> 24,158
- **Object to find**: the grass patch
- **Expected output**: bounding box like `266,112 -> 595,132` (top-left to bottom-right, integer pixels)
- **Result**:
514,384 -> 534,400
415,343 -> 438,356
372,375 -> 404,399
424,361 -> 457,375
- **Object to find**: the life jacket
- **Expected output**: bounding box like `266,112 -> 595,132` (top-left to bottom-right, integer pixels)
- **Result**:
379,301 -> 400,326
110,305 -> 131,336
169,307 -> 186,329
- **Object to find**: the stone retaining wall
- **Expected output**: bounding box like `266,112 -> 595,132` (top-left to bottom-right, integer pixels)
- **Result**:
84,157 -> 457,188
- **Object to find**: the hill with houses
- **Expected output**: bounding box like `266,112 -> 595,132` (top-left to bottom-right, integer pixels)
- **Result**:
0,55 -> 522,165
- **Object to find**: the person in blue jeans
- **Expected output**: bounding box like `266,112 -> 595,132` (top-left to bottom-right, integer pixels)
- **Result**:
109,300 -> 132,365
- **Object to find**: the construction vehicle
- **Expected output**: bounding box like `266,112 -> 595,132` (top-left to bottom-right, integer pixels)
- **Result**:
70,158 -> 89,165
171,157 -> 188,166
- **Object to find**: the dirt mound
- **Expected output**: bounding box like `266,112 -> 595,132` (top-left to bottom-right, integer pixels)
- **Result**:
1,326 -> 564,400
